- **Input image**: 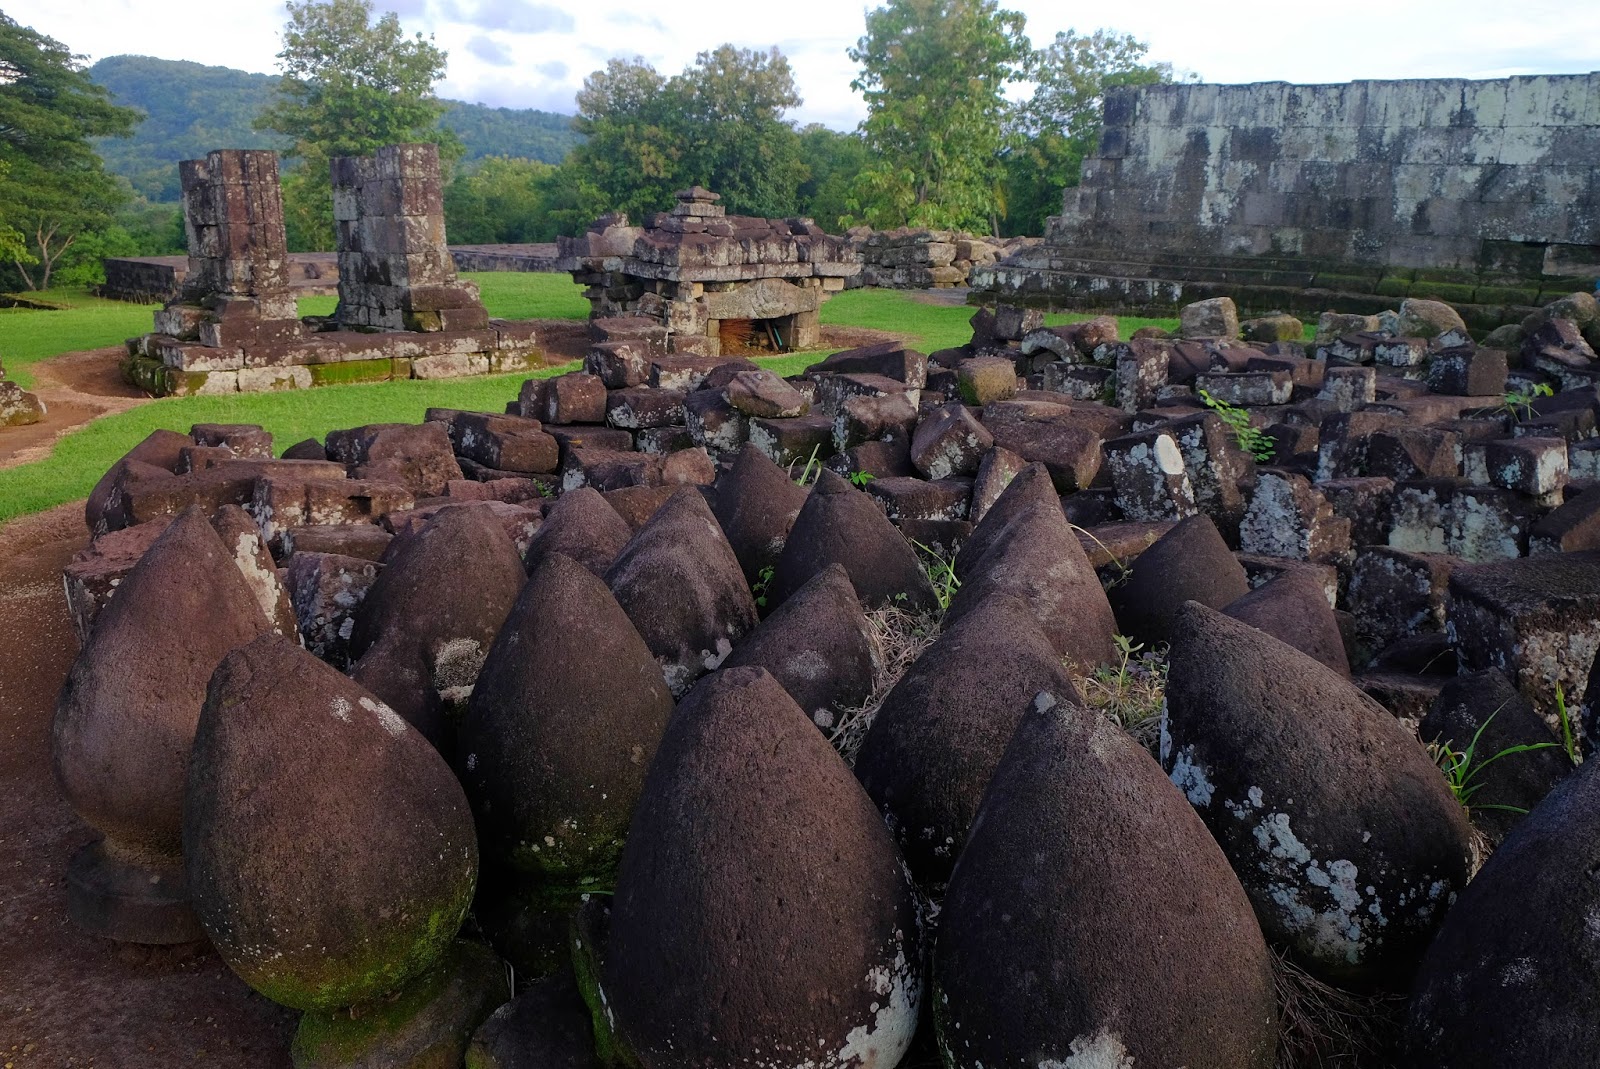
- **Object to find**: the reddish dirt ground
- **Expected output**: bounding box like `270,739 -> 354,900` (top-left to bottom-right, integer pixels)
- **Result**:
1,350 -> 147,470
0,504 -> 295,1067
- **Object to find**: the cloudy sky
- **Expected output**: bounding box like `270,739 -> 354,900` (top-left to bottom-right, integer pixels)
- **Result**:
14,0 -> 1599,130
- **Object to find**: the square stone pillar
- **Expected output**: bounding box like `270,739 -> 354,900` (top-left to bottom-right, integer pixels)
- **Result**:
331,142 -> 488,332
176,150 -> 295,318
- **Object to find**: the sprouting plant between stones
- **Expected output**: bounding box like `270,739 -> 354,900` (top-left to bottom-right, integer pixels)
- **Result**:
848,470 -> 876,488
911,539 -> 960,612
1072,635 -> 1168,753
1554,683 -> 1580,763
751,564 -> 775,609
1197,387 -> 1276,462
1428,707 -> 1560,815
1068,522 -> 1133,588
1498,381 -> 1553,421
789,444 -> 824,487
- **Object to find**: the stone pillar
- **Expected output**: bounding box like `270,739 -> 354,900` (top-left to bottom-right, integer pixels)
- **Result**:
331,142 -> 488,333
153,149 -> 301,343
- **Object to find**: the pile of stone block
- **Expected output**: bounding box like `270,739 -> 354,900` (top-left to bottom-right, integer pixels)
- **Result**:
0,358 -> 44,426
122,145 -> 548,397
558,187 -> 858,357
845,228 -> 1040,289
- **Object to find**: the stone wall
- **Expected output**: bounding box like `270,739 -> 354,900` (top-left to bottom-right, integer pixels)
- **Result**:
976,73 -> 1600,325
1058,73 -> 1600,273
102,254 -> 339,303
845,228 -> 1038,290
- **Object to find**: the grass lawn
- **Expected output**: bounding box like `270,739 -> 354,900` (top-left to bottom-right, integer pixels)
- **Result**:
0,275 -> 1185,524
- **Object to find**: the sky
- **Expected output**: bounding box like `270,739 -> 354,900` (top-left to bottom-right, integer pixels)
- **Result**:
12,0 -> 1600,131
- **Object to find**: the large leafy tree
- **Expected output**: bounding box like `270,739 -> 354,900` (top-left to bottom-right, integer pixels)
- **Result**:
847,0 -> 1029,233
258,0 -> 455,249
0,13 -> 138,288
999,29 -> 1173,236
565,45 -> 807,221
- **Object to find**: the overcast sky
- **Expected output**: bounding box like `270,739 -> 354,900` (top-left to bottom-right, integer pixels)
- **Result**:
13,0 -> 1600,130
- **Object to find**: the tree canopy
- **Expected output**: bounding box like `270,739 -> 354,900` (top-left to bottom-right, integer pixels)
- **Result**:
848,0 -> 1030,232
259,0 -> 455,250
0,12 -> 138,288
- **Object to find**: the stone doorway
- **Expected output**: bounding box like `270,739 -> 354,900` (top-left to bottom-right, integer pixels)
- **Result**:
717,314 -> 801,355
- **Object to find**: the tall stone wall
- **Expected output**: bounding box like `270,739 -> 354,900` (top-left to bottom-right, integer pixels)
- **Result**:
1054,73 -> 1600,277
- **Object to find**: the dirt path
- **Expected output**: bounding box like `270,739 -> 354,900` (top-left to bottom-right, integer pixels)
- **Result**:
0,504 -> 295,1067
0,349 -> 148,471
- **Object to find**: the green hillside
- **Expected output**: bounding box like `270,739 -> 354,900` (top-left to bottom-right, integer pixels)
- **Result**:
88,55 -> 582,201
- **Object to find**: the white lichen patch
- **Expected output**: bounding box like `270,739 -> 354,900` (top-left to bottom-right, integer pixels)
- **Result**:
701,637 -> 734,671
360,696 -> 409,737
329,696 -> 352,723
231,532 -> 287,635
1040,1029 -> 1136,1068
1167,744 -> 1214,807
834,934 -> 920,1069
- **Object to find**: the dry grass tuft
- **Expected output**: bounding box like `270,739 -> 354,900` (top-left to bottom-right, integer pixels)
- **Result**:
1072,637 -> 1169,754
1273,949 -> 1407,1068
827,606 -> 940,767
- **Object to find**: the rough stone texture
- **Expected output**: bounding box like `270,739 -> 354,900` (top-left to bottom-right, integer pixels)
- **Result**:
52,508 -> 275,943
909,402 -> 993,480
945,496 -> 1119,671
855,593 -> 1078,887
937,692 -> 1278,1069
601,667 -> 921,1069
522,485 -> 633,578
1347,547 -> 1461,662
1405,758 -> 1600,1067
458,551 -> 672,971
953,461 -> 1060,582
465,967 -> 597,1069
184,635 -> 477,1014
348,505 -> 527,747
1109,514 -> 1250,648
769,469 -> 938,614
1240,469 -> 1351,561
605,487 -> 759,695
721,563 -> 875,729
1419,670 -> 1573,845
284,550 -> 381,668
1446,552 -> 1600,745
1224,572 -> 1351,676
968,445 -> 1028,524
1163,603 -> 1474,989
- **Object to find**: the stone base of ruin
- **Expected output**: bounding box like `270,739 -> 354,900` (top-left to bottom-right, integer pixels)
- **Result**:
970,246 -> 1591,333
121,321 -> 547,397
66,837 -> 205,945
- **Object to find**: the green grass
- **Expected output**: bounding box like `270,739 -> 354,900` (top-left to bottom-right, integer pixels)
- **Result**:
0,278 -> 1184,524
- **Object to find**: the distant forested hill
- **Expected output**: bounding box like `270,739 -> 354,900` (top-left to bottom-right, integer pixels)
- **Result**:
88,55 -> 581,201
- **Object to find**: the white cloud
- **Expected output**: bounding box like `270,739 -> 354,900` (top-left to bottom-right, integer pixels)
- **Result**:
439,0 -> 575,35
464,33 -> 514,67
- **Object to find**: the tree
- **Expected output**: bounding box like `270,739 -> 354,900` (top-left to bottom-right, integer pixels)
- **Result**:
259,0 -> 455,249
444,156 -> 560,244
794,125 -> 870,233
999,29 -> 1173,236
847,0 -> 1029,233
0,14 -> 137,288
564,45 -> 807,222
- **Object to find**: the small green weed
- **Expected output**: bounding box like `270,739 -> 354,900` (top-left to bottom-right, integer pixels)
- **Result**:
1430,708 -> 1560,815
1197,387 -> 1275,462
1499,382 -> 1554,421
1555,684 -> 1580,762
911,539 -> 960,613
751,564 -> 776,609
848,470 -> 876,487
1074,635 -> 1168,751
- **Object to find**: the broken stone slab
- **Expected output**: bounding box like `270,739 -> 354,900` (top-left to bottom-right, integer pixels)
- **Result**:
1428,346 -> 1507,396
1195,370 -> 1293,406
1101,428 -> 1199,522
284,550 -> 382,668
682,389 -> 748,457
1530,486 -> 1600,554
980,398 -> 1120,491
909,401 -> 992,479
955,355 -> 1018,405
1447,552 -> 1600,744
725,368 -> 808,418
1366,427 -> 1462,481
805,341 -> 928,387
832,390 -> 919,451
864,475 -> 973,523
746,412 -> 834,468
1115,340 -> 1169,412
969,445 -> 1028,525
1318,364 -> 1377,411
1483,436 -> 1568,501
604,386 -> 687,430
1179,296 -> 1240,340
1239,470 -> 1351,562
1316,476 -> 1395,549
326,422 -> 463,497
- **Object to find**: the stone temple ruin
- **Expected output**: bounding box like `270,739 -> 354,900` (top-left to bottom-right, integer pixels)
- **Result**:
558,186 -> 858,357
121,144 -> 545,396
977,73 -> 1600,329
51,245 -> 1600,1064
